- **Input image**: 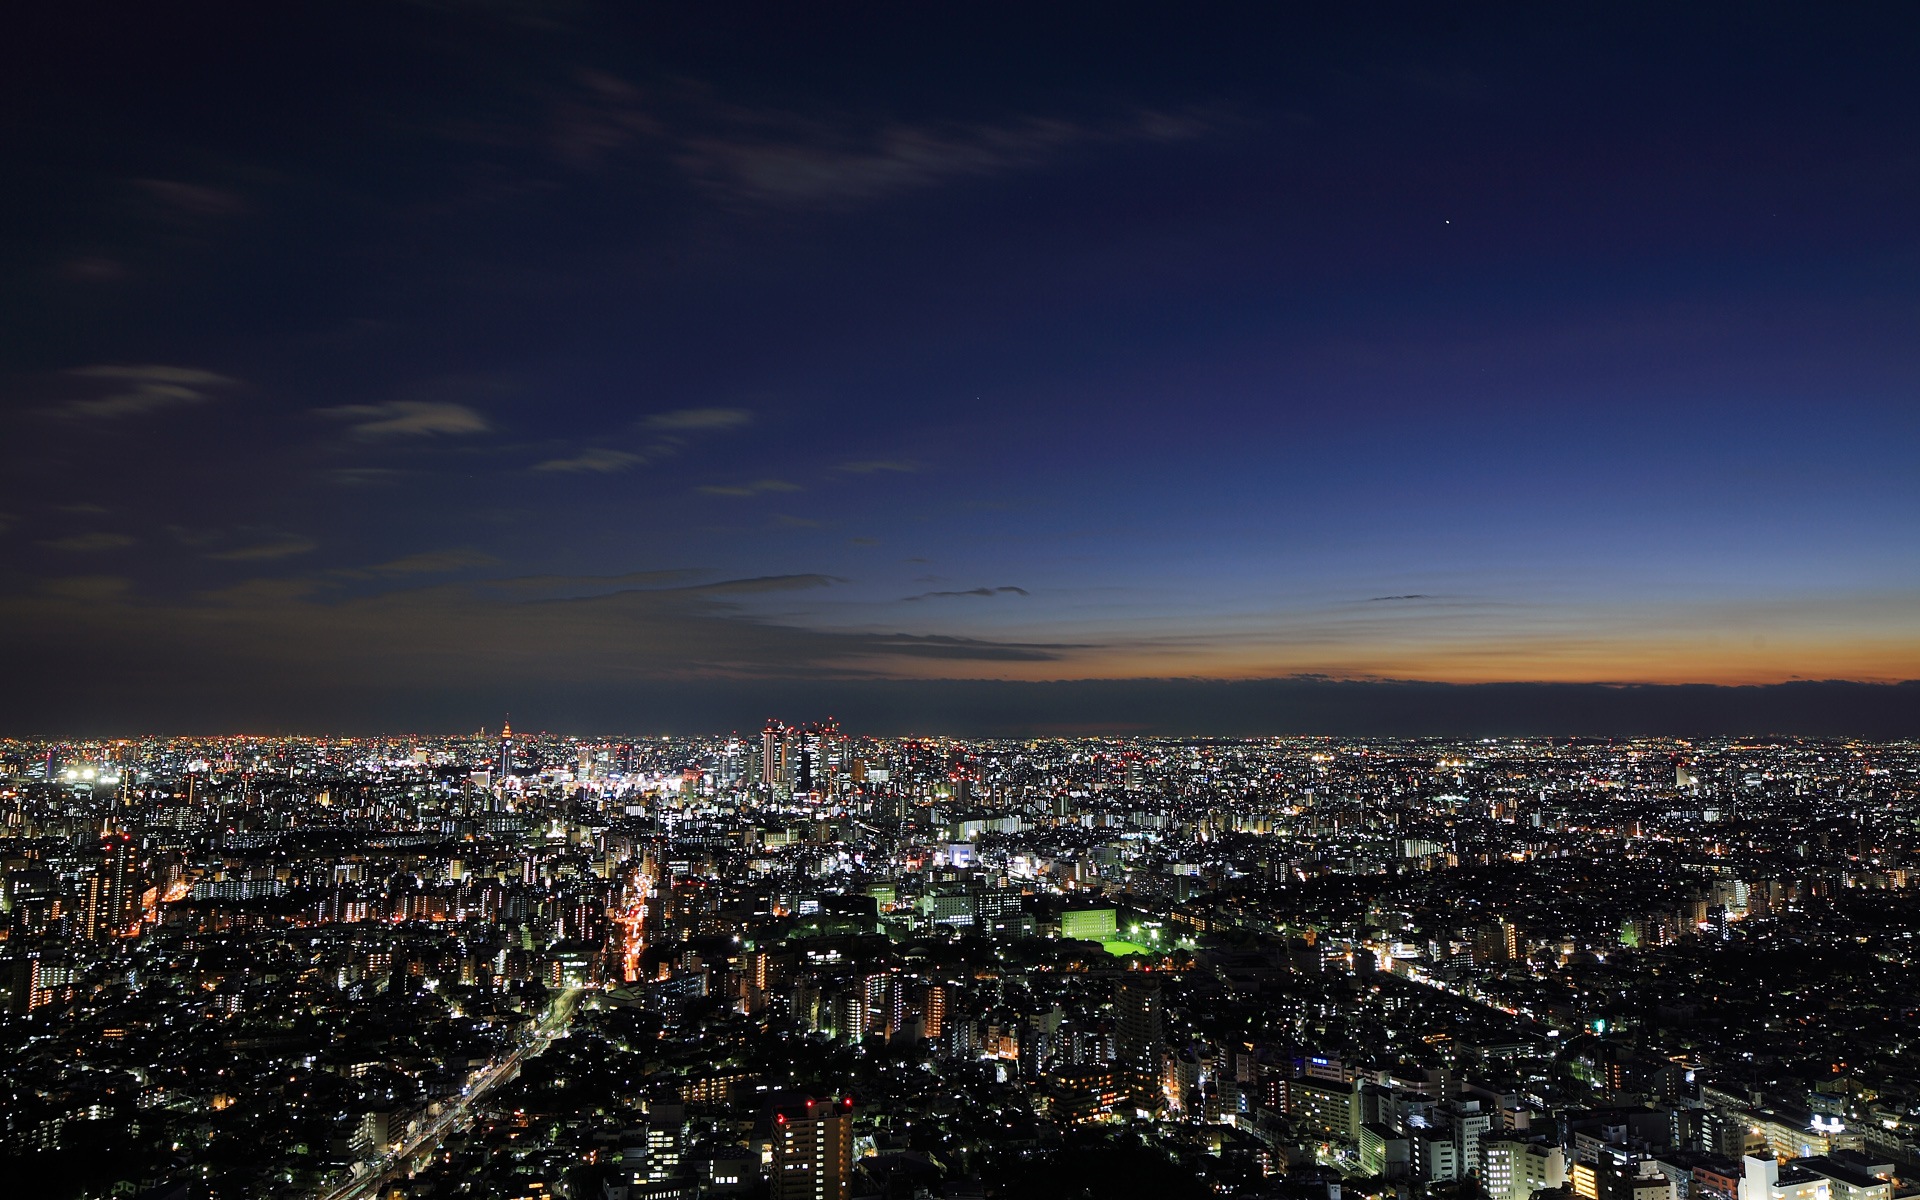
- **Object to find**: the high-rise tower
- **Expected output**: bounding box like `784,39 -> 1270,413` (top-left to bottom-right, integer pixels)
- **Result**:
771,1096 -> 853,1200
86,832 -> 139,941
761,721 -> 788,794
1115,975 -> 1166,1108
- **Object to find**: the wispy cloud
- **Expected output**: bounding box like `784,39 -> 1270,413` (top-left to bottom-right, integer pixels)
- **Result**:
365,549 -> 503,576
41,532 -> 136,552
534,448 -> 648,473
837,459 -> 918,474
0,568 -> 1089,701
904,585 -> 1030,601
54,365 -> 238,419
324,548 -> 502,582
676,574 -> 844,596
697,478 -> 802,497
1366,594 -> 1437,603
325,467 -> 405,487
477,569 -> 695,597
678,109 -> 1214,210
549,68 -> 665,168
132,178 -> 246,218
855,632 -> 1082,662
319,401 -> 492,438
206,536 -> 318,562
551,72 -> 1216,211
684,122 -> 1073,208
641,407 -> 752,432
534,408 -> 751,474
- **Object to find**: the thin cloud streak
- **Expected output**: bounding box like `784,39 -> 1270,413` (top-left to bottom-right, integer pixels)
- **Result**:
677,109 -> 1216,210
318,401 -> 492,437
549,70 -> 1215,210
697,479 -> 802,497
534,448 -> 648,473
0,570 -> 1082,708
356,549 -> 504,577
131,178 -> 247,218
205,537 -> 318,562
535,408 -> 753,473
52,365 -> 237,418
904,586 -> 1030,601
640,407 -> 752,431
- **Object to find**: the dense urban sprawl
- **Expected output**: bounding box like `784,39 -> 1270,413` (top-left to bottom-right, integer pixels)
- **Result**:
2,728 -> 1917,1200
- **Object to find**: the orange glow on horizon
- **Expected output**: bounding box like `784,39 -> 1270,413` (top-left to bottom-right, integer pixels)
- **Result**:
841,632 -> 1920,688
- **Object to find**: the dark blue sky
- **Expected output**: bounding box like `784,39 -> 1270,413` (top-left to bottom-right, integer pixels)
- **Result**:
3,3 -> 1918,734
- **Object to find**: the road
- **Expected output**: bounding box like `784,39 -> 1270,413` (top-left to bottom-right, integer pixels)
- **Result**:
315,986 -> 585,1200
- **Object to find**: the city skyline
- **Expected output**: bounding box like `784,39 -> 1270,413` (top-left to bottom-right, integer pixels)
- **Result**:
2,728 -> 1915,1197
4,6 -> 1918,733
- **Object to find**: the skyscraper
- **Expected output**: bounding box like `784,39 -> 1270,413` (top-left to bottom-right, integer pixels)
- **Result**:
1115,975 -> 1164,1062
762,721 -> 788,795
794,721 -> 845,798
1114,975 -> 1166,1108
922,983 -> 947,1041
87,832 -> 139,941
771,1096 -> 853,1200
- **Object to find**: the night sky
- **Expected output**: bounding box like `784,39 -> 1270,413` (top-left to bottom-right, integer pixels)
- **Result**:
4,4 -> 1919,736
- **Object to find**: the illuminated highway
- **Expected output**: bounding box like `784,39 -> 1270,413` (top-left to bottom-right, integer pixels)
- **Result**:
315,986 -> 585,1200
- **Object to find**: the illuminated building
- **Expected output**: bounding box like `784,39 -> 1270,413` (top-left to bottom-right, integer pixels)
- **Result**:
770,1096 -> 853,1200
1482,1139 -> 1568,1200
829,991 -> 865,1043
1290,1075 -> 1359,1142
1045,1064 -> 1122,1123
1114,975 -> 1165,1109
1795,1158 -> 1893,1200
757,720 -> 846,797
85,832 -> 139,941
762,721 -> 789,795
921,983 -> 946,1041
1060,907 -> 1118,941
1360,1122 -> 1411,1180
1741,1157 -> 1835,1200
